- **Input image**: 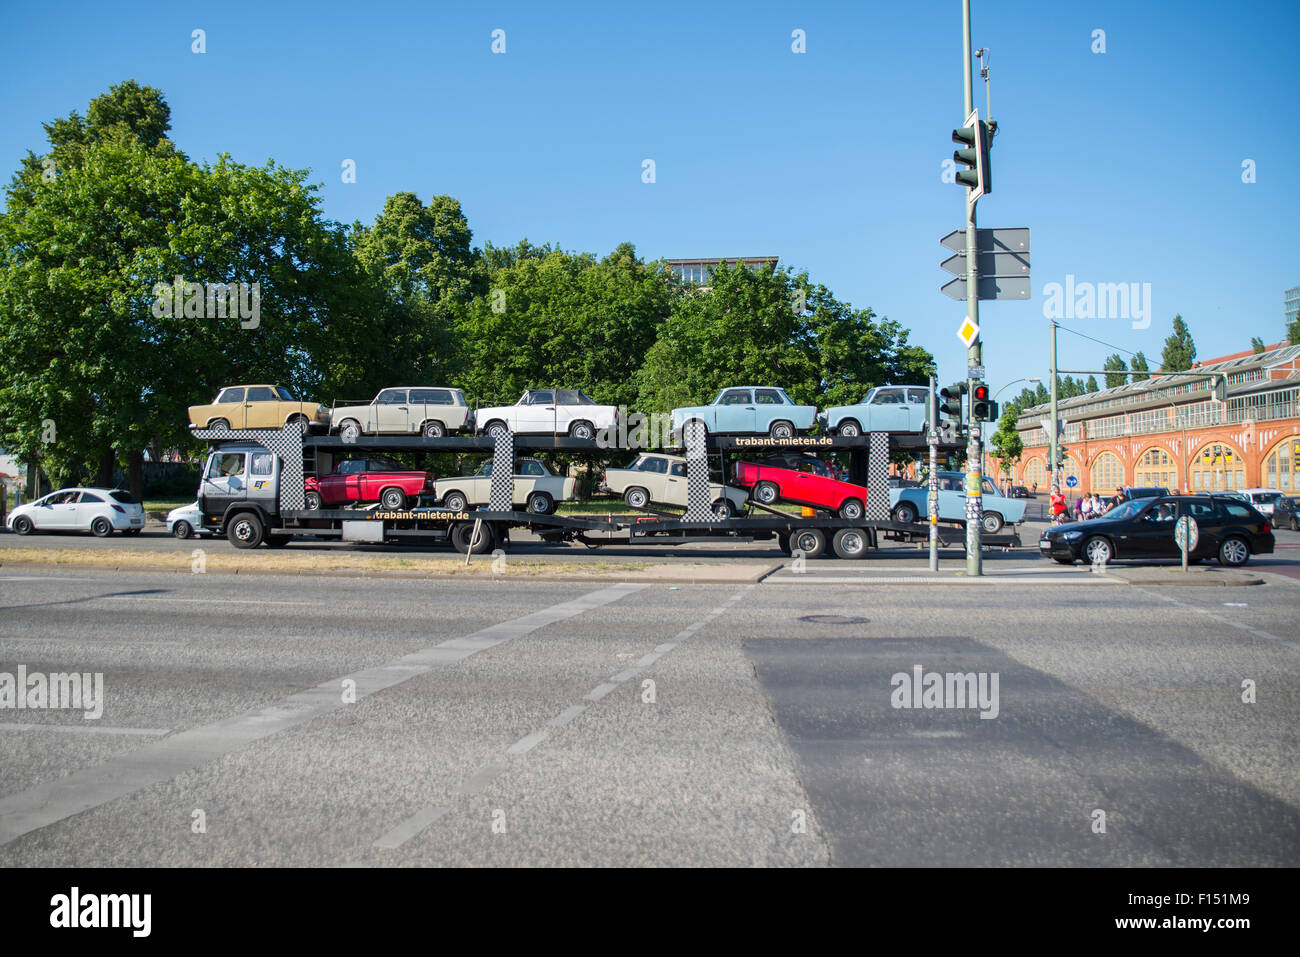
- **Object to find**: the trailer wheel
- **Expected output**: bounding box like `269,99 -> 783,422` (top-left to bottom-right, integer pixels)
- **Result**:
380,487 -> 407,510
450,521 -> 494,554
753,481 -> 780,506
791,527 -> 827,559
227,512 -> 264,549
832,527 -> 869,559
624,487 -> 650,509
838,497 -> 865,521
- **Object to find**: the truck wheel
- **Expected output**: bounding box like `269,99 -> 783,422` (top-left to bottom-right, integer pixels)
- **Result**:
526,491 -> 553,515
228,512 -> 264,549
91,517 -> 113,537
832,527 -> 869,559
981,511 -> 1005,534
624,487 -> 650,509
791,527 -> 827,559
838,419 -> 862,437
304,490 -> 322,510
207,418 -> 230,431
838,497 -> 865,521
380,488 -> 407,510
12,516 -> 34,535
442,491 -> 468,511
421,420 -> 445,438
265,534 -> 291,548
892,502 -> 918,524
753,481 -> 780,506
451,521 -> 494,554
338,419 -> 361,442
769,420 -> 795,439
568,420 -> 595,440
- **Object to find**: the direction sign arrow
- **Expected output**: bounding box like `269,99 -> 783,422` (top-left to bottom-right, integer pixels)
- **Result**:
940,276 -> 1031,301
940,250 -> 1031,278
940,227 -> 1031,254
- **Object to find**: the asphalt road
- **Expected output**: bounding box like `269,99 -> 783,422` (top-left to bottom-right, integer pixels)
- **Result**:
1,565 -> 1297,866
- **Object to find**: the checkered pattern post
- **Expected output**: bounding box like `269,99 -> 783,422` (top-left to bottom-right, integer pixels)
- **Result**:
488,430 -> 515,511
866,432 -> 890,520
682,421 -> 713,521
191,426 -> 305,510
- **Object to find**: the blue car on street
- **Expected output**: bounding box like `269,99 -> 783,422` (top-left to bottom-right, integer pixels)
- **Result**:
819,384 -> 931,436
889,470 -> 1027,534
671,387 -> 818,438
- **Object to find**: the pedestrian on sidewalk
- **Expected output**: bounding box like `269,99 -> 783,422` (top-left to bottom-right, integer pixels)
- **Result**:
1050,485 -> 1067,524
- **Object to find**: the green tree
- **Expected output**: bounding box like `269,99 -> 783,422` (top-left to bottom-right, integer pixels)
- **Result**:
1160,314 -> 1197,372
1288,315 -> 1300,345
1086,375 -> 1099,393
989,404 -> 1024,481
1251,336 -> 1266,354
1130,351 -> 1151,382
1103,353 -> 1128,389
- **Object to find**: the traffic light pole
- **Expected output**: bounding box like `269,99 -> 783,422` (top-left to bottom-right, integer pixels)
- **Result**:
962,0 -> 983,576
1050,321 -> 1060,491
929,375 -> 939,572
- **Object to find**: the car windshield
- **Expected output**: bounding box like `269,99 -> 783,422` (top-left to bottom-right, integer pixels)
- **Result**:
275,387 -> 294,401
1102,500 -> 1145,521
475,461 -> 494,477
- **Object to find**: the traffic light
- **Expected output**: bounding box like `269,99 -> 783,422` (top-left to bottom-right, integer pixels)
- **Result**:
939,382 -> 967,422
971,382 -> 998,421
952,109 -> 992,201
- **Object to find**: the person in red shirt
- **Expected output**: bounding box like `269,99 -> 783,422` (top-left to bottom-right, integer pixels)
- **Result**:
1050,485 -> 1068,524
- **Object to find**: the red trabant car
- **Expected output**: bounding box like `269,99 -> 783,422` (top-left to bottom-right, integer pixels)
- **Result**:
733,454 -> 870,520
304,457 -> 434,511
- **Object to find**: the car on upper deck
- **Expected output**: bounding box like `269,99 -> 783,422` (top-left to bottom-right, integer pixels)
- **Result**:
330,387 -> 471,440
670,387 -> 817,439
818,385 -> 930,436
188,385 -> 329,434
474,389 -> 617,440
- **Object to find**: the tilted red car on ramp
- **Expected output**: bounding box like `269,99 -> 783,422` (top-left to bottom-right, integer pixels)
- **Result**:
304,456 -> 434,510
732,454 -> 870,520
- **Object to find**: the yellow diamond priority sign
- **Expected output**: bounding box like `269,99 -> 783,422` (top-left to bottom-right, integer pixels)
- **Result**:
957,317 -> 980,347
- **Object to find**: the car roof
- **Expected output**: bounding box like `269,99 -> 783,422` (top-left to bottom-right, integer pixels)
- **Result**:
221,384 -> 279,389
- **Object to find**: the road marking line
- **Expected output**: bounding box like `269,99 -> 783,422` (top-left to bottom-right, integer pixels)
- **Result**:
763,576 -> 1111,585
372,584 -> 756,850
0,723 -> 171,736
1138,589 -> 1300,652
0,582 -> 647,848
100,596 -> 317,606
0,636 -> 187,647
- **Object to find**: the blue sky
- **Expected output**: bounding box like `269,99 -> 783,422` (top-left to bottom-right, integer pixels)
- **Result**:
2,0 -> 1296,399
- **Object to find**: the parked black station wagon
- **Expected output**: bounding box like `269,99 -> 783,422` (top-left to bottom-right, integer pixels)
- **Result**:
1039,495 -> 1275,567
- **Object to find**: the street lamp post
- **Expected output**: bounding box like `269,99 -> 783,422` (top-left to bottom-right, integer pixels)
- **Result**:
984,377 -> 1041,492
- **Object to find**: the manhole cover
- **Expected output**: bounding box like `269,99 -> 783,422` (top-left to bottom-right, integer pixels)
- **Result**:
798,614 -> 870,625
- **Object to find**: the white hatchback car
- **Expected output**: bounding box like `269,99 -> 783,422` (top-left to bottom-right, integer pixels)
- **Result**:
166,501 -> 216,539
7,487 -> 146,537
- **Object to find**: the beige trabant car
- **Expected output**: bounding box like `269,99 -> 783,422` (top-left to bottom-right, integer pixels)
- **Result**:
188,385 -> 329,433
331,387 -> 472,440
603,452 -> 749,518
434,457 -> 577,515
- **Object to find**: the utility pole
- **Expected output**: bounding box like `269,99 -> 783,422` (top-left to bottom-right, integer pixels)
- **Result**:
1049,321 -> 1060,490
962,0 -> 983,575
929,375 -> 939,572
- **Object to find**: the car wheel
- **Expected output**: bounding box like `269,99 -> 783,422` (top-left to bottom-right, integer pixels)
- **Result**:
422,420 -> 445,438
832,527 -> 869,559
753,481 -> 780,506
791,527 -> 827,559
442,491 -> 468,512
172,521 -> 194,539
227,512 -> 264,549
304,490 -> 322,511
286,414 -> 310,435
450,521 -> 494,554
207,418 -> 230,431
569,420 -> 595,440
624,487 -> 650,509
838,419 -> 862,437
265,534 -> 291,548
838,497 -> 865,521
712,498 -> 737,519
981,511 -> 1005,534
380,488 -> 407,510
91,517 -> 113,537
484,420 -> 509,439
338,419 -> 361,443
892,502 -> 918,525
769,420 -> 795,440
526,492 -> 553,515
12,516 -> 34,535
1083,536 -> 1113,565
1218,536 -> 1250,567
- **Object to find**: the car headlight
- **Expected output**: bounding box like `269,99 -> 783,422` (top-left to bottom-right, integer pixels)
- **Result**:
1062,530 -> 1082,541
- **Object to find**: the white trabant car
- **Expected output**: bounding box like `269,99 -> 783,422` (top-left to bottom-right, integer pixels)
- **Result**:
166,501 -> 218,539
602,452 -> 749,518
331,387 -> 472,440
7,487 -> 145,537
434,457 -> 577,514
474,389 -> 617,440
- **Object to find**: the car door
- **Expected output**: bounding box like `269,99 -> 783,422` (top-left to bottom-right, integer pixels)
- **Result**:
937,475 -> 965,520
215,388 -> 247,428
906,388 -> 930,431
752,389 -> 787,432
515,459 -> 545,502
666,461 -> 688,505
374,389 -> 408,433
243,385 -> 278,428
201,452 -> 248,513
867,387 -> 910,431
40,491 -> 78,529
1180,498 -> 1222,558
715,389 -> 754,433
1120,499 -> 1180,558
410,388 -> 452,433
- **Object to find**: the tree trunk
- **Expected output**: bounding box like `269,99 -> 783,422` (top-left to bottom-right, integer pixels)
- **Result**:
128,450 -> 144,501
96,447 -> 115,488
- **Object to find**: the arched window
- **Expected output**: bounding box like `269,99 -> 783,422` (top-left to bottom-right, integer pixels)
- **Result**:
1262,435 -> 1300,491
1188,441 -> 1244,492
1135,446 -> 1179,491
1090,452 -> 1123,495
1022,457 -> 1046,491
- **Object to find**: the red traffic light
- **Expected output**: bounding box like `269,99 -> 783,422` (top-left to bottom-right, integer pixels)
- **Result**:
973,383 -> 989,401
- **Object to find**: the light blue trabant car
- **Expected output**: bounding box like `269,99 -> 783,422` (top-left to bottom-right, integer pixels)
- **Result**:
670,387 -> 818,438
889,470 -> 1027,534
819,384 -> 931,436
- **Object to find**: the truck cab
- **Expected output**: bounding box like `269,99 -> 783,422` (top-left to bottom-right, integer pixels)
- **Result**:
198,442 -> 281,528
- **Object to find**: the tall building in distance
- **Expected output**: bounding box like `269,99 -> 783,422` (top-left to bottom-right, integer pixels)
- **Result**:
666,257 -> 778,288
1286,286 -> 1300,327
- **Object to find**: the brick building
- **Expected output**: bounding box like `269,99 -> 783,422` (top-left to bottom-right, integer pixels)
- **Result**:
998,341 -> 1300,495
